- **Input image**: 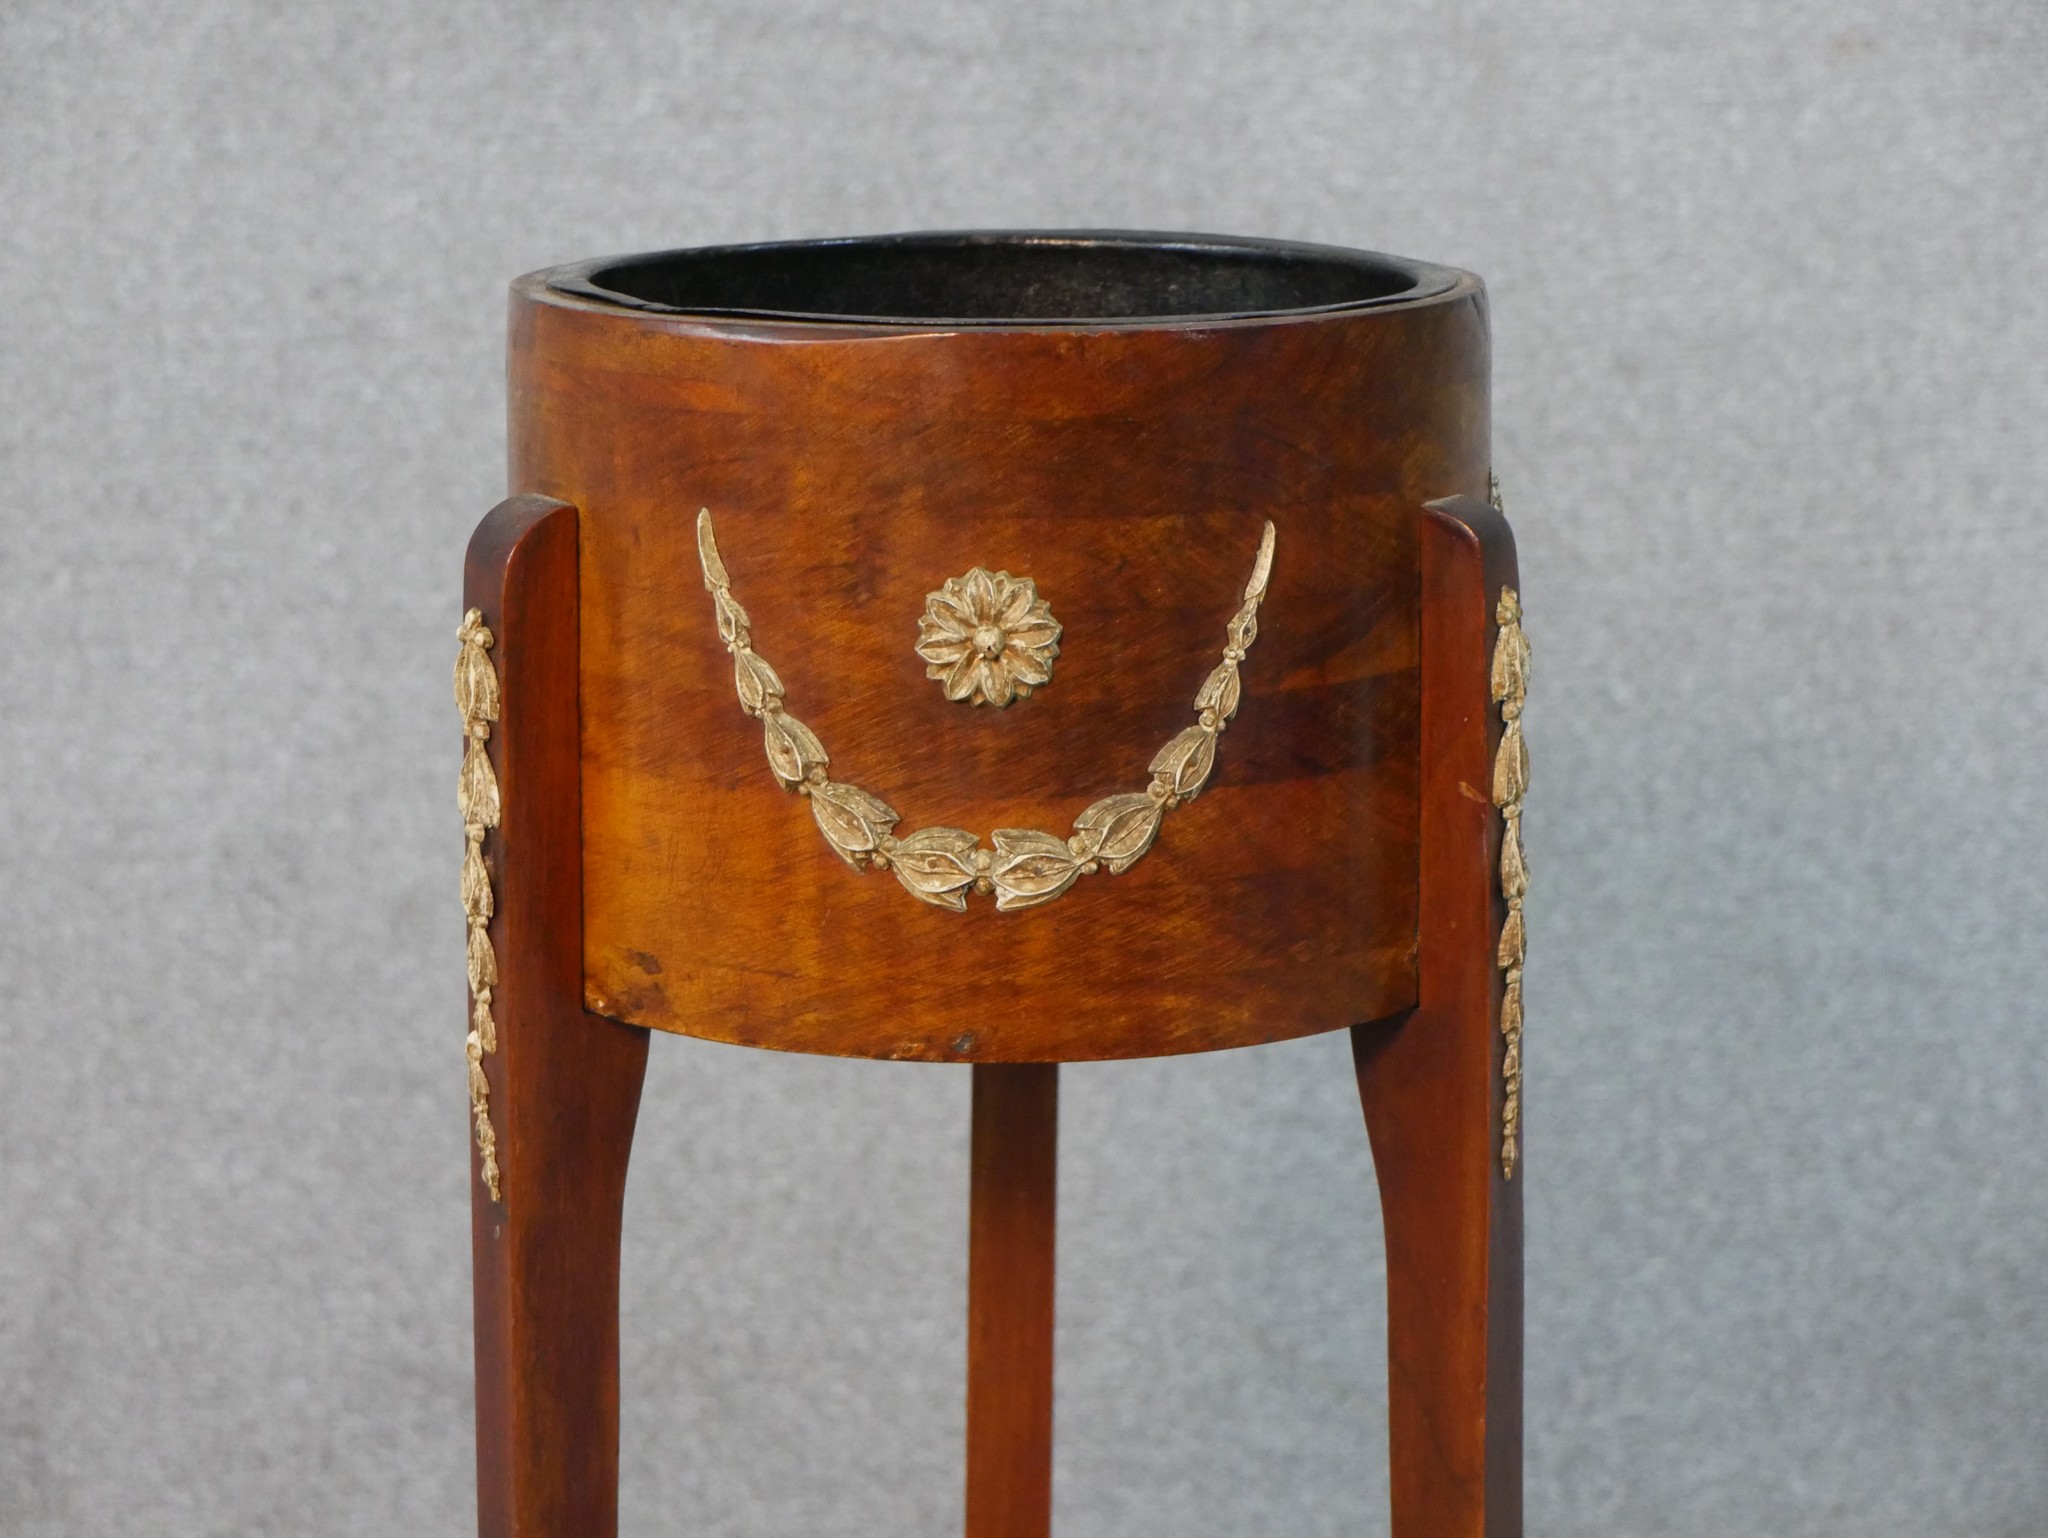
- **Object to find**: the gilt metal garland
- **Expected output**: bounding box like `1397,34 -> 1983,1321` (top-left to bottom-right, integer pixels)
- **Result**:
454,609 -> 503,1201
1490,582 -> 1530,1181
693,509 -> 1275,912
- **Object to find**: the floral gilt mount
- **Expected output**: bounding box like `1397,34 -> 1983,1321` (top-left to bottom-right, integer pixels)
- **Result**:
692,508 -> 1275,912
916,567 -> 1062,707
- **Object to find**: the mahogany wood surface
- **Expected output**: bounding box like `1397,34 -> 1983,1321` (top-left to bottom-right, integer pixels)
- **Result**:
964,1065 -> 1059,1538
466,496 -> 651,1538
507,266 -> 1491,1060
1352,494 -> 1522,1538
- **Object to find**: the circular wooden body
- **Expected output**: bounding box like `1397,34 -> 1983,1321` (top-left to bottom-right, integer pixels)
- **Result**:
509,232 -> 1489,1062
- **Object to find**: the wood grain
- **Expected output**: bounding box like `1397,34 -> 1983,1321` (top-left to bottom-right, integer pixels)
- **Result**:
1351,494 -> 1522,1538
507,272 -> 1491,1060
466,496 -> 651,1538
964,1065 -> 1058,1538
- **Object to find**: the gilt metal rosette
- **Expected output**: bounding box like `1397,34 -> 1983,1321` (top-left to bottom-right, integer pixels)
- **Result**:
916,567 -> 1062,706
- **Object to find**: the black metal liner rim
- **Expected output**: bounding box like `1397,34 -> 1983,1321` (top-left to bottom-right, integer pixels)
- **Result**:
546,230 -> 1465,328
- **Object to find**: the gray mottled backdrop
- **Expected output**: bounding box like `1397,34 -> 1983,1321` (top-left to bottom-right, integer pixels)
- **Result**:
1,2 -> 2043,1534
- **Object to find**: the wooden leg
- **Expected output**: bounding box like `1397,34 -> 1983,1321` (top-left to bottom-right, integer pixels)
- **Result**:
1351,496 -> 1523,1538
465,497 -> 652,1538
965,1063 -> 1058,1538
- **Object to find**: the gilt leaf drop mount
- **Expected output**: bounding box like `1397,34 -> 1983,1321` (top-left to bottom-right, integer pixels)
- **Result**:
694,508 -> 1275,912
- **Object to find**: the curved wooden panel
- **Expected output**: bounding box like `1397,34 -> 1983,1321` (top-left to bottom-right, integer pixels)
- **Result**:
509,255 -> 1489,1061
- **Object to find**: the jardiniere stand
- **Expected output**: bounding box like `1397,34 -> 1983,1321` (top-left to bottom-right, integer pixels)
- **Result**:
454,230 -> 1526,1538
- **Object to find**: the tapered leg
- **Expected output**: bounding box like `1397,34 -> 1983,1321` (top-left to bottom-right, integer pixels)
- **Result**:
464,497 -> 652,1538
965,1063 -> 1058,1538
1351,495 -> 1523,1538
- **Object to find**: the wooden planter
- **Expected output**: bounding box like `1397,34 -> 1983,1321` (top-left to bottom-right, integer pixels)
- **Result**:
458,231 -> 1523,1538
